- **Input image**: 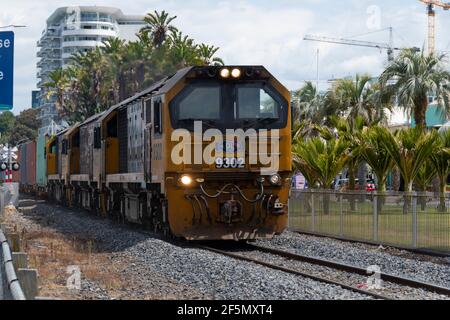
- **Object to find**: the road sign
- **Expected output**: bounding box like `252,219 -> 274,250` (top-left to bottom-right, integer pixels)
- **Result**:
0,31 -> 14,110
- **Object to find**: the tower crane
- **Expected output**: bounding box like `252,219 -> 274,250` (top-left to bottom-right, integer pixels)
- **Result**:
304,30 -> 419,62
419,0 -> 450,54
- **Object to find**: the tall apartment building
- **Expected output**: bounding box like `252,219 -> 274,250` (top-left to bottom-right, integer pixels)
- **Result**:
36,6 -> 145,135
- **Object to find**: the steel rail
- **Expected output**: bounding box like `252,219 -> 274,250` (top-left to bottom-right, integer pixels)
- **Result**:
247,243 -> 450,297
200,245 -> 391,300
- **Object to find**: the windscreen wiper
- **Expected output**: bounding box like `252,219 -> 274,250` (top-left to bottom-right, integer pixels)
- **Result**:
179,119 -> 217,128
242,117 -> 277,129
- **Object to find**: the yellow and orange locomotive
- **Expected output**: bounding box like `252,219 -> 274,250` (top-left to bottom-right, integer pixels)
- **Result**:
42,66 -> 292,240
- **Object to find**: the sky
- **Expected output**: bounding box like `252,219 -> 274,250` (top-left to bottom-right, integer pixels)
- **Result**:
1,0 -> 449,114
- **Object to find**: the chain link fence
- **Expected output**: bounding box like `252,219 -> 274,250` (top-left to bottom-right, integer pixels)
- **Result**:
289,189 -> 450,253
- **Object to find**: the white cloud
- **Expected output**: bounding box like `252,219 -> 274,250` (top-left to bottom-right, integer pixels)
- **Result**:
0,0 -> 448,114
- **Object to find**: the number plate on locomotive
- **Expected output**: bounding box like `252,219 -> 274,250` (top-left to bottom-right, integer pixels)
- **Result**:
215,157 -> 245,169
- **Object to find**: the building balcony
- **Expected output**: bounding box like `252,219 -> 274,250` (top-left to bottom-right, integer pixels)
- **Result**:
62,40 -> 105,50
62,28 -> 117,38
37,68 -> 53,78
42,34 -> 61,40
40,55 -> 62,62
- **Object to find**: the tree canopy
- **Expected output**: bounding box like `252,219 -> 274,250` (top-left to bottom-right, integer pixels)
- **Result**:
43,10 -> 224,124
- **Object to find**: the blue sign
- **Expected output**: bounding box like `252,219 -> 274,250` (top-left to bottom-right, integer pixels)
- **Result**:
0,31 -> 14,110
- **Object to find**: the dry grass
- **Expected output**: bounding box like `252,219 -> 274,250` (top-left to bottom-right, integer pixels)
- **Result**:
1,211 -> 129,300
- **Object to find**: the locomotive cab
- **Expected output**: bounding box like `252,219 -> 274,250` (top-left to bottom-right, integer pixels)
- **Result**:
163,66 -> 292,240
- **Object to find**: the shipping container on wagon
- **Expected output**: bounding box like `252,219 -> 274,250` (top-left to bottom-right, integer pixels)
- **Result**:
36,134 -> 47,187
24,141 -> 37,186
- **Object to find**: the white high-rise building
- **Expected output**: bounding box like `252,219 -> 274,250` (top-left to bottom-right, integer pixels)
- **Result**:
36,6 -> 145,135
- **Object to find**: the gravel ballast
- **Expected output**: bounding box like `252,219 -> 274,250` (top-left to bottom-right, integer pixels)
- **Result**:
256,231 -> 450,289
6,198 -> 372,300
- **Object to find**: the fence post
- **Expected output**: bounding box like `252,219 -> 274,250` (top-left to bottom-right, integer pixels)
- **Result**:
0,189 -> 4,218
373,193 -> 378,242
17,268 -> 38,300
412,193 -> 418,248
339,193 -> 344,237
311,191 -> 315,233
287,196 -> 290,229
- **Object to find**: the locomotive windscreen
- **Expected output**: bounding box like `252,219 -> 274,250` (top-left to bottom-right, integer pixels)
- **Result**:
170,81 -> 288,131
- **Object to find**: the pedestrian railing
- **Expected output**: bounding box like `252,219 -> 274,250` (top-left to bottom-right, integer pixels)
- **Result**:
0,187 -> 38,300
0,229 -> 26,300
289,189 -> 450,254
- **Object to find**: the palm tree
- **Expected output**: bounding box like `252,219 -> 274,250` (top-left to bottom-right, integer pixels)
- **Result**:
414,160 -> 437,210
169,31 -> 200,68
331,74 -> 386,126
43,68 -> 70,116
379,127 -> 438,192
140,10 -> 178,48
56,10 -> 223,123
329,116 -> 365,191
360,126 -> 395,192
429,130 -> 450,211
294,136 -> 349,190
294,81 -> 335,126
326,76 -> 391,192
378,127 -> 438,213
101,38 -> 126,104
380,49 -> 450,130
197,44 -> 224,66
293,136 -> 349,214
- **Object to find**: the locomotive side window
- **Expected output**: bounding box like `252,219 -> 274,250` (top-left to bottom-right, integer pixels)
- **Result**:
154,99 -> 163,134
94,127 -> 101,149
145,99 -> 151,124
62,139 -> 68,155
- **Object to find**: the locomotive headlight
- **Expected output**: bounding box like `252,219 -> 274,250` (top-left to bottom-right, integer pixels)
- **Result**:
231,68 -> 241,78
180,175 -> 193,186
269,174 -> 282,186
220,68 -> 230,78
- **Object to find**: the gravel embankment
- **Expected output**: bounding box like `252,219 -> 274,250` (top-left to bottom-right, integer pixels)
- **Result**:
8,198 -> 372,300
256,232 -> 450,289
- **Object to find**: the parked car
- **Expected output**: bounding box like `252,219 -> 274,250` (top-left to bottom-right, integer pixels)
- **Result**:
334,178 -> 377,192
366,181 -> 377,192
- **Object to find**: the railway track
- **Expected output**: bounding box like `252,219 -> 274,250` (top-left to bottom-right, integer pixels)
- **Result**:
199,242 -> 450,300
199,243 -> 391,300
14,198 -> 450,300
